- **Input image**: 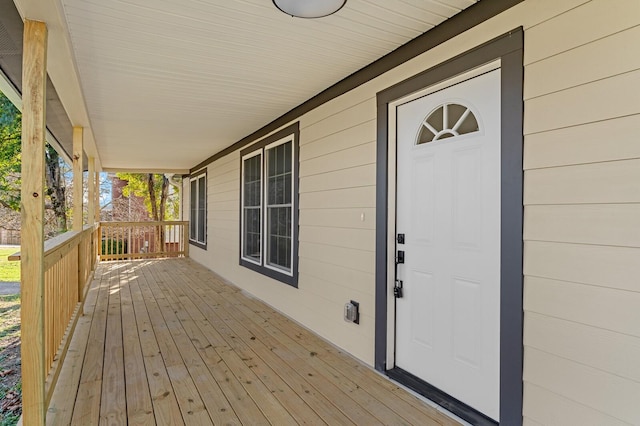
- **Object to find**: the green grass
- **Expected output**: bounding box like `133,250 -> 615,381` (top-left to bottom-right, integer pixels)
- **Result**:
0,248 -> 20,282
0,413 -> 20,426
0,294 -> 21,425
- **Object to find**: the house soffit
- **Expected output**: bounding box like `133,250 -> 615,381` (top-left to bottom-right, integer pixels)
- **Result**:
15,0 -> 483,171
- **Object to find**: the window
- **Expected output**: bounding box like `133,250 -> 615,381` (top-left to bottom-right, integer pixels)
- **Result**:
189,172 -> 206,247
240,122 -> 299,287
242,152 -> 262,262
417,102 -> 479,144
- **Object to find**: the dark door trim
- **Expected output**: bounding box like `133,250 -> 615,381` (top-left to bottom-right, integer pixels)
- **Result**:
375,29 -> 524,425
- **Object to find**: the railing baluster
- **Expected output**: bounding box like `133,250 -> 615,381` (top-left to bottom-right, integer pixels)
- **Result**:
97,221 -> 188,261
5,226 -> 101,405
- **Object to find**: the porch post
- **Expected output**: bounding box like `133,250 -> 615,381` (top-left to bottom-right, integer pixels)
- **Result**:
20,19 -> 48,425
95,168 -> 100,222
88,157 -> 95,225
72,126 -> 83,231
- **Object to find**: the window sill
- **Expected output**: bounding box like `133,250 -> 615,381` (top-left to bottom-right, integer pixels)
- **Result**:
189,240 -> 207,250
240,258 -> 297,288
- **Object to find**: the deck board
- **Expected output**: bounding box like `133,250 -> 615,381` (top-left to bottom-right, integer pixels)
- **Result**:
120,265 -> 155,425
151,262 -> 320,426
128,267 -> 184,425
47,258 -> 461,425
137,264 -> 214,425
70,264 -> 109,426
100,264 -> 127,425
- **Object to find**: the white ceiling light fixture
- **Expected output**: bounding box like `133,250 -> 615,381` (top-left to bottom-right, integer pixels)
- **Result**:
273,0 -> 347,18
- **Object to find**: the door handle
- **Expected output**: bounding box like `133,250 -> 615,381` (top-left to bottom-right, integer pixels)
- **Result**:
394,280 -> 403,298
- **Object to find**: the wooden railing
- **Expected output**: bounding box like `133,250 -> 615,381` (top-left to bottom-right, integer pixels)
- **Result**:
9,224 -> 99,406
98,221 -> 189,261
11,221 -> 186,419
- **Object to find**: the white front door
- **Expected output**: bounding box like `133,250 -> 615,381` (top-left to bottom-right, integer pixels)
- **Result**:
394,69 -> 501,420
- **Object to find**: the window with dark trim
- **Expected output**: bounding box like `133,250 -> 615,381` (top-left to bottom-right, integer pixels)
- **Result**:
240,122 -> 299,287
189,171 -> 206,248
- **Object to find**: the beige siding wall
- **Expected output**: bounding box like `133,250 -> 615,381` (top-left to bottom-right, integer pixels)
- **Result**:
522,0 -> 640,424
189,0 -> 639,421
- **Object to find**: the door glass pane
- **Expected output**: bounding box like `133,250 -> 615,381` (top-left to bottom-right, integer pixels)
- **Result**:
417,103 -> 480,144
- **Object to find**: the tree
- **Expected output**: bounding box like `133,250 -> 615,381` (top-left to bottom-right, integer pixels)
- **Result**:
116,173 -> 180,251
116,173 -> 177,222
45,146 -> 68,232
0,94 -> 21,212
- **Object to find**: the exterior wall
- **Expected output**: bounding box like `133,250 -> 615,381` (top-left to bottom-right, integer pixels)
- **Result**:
189,0 -> 640,422
521,1 -> 640,424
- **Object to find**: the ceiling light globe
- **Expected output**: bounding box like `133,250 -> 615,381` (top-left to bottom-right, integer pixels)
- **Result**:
273,0 -> 347,18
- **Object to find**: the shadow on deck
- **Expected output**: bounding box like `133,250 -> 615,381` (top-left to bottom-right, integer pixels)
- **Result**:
47,258 -> 459,425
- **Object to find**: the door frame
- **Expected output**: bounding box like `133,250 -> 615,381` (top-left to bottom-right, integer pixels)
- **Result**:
374,29 -> 524,425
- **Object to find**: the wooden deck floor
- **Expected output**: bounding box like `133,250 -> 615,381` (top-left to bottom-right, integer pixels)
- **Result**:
47,258 -> 459,425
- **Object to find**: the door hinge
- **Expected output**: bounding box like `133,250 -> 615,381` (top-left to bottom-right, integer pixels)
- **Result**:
396,250 -> 405,264
397,233 -> 405,244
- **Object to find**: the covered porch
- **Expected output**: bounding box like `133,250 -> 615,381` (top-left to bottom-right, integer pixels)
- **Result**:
3,0 -> 539,424
47,258 -> 459,425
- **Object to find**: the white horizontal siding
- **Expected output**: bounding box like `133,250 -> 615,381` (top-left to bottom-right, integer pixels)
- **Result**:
299,186 -> 376,209
523,0 -> 639,65
525,68 -> 640,134
299,242 -> 374,274
522,0 -> 640,423
524,348 -> 640,424
300,120 -> 375,162
299,226 -> 375,252
524,277 -> 640,338
302,99 -> 375,144
300,208 -> 375,230
525,159 -> 640,205
524,25 -> 640,100
525,312 -> 640,383
524,204 -> 640,247
525,240 -> 640,293
523,383 -> 630,426
524,115 -> 640,169
300,142 -> 376,178
300,164 -> 376,193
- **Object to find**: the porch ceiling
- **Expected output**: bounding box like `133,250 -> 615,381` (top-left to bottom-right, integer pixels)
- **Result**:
13,0 -> 477,172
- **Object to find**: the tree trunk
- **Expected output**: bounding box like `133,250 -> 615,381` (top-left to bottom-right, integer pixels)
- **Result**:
159,176 -> 169,222
147,174 -> 170,254
45,146 -> 67,233
147,173 -> 159,221
158,176 -> 169,253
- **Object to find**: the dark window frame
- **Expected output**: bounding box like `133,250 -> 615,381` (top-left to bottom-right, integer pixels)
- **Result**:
189,170 -> 207,249
239,122 -> 300,287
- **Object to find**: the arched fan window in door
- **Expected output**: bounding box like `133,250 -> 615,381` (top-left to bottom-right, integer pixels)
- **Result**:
417,102 -> 479,144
